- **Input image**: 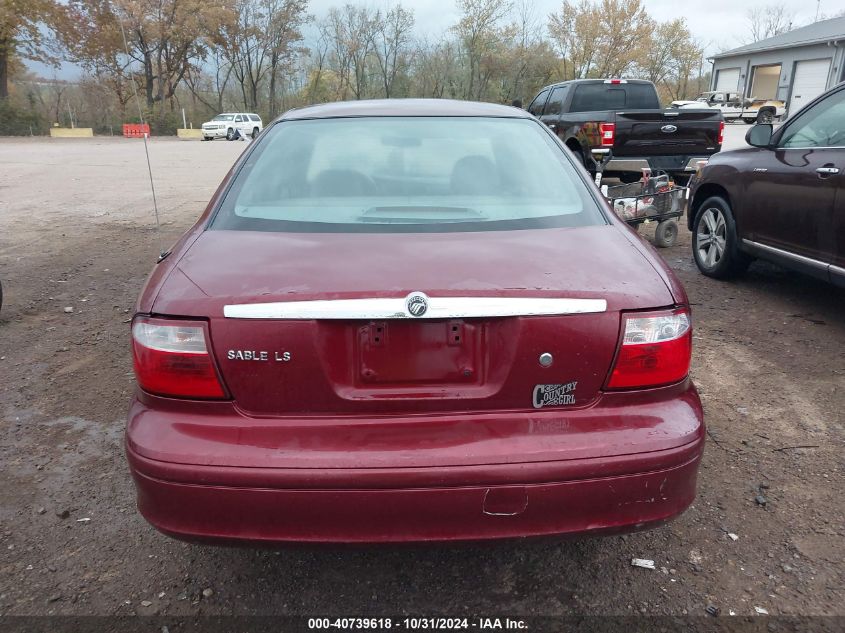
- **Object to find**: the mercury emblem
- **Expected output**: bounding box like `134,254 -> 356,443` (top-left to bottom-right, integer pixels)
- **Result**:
406,292 -> 429,317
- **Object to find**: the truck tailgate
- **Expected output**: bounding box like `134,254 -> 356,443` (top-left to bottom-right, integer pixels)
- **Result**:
612,110 -> 722,157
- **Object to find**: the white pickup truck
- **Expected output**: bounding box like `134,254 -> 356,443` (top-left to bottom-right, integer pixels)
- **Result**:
670,91 -> 785,124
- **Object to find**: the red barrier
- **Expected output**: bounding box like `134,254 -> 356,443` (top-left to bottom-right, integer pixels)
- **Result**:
122,123 -> 151,138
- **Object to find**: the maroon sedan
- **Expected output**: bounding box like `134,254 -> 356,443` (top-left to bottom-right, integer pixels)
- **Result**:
127,99 -> 704,544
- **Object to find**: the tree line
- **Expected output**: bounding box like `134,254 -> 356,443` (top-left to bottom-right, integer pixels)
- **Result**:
1,0 -> 711,134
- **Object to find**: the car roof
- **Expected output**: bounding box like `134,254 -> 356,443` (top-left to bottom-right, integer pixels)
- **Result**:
540,77 -> 654,90
276,99 -> 531,122
537,78 -> 655,92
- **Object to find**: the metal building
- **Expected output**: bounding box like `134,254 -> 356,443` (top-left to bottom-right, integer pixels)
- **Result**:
711,15 -> 845,117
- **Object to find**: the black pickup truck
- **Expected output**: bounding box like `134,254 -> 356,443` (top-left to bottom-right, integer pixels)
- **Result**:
527,79 -> 724,181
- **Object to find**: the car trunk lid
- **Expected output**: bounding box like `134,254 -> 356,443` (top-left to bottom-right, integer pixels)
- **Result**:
154,226 -> 674,415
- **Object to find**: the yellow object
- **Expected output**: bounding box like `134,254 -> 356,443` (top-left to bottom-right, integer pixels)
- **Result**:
176,128 -> 203,140
49,128 -> 94,138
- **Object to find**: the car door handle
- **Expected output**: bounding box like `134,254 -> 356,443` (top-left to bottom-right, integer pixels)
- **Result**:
816,166 -> 840,175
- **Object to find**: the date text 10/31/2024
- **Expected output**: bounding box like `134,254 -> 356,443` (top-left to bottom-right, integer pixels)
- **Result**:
308,618 -> 528,630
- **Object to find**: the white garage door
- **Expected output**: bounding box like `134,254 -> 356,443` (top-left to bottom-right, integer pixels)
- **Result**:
788,59 -> 831,117
715,68 -> 740,92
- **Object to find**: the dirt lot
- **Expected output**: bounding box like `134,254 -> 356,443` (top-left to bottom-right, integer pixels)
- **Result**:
0,130 -> 842,622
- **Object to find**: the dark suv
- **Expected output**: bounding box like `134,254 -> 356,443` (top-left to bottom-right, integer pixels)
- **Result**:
688,83 -> 844,287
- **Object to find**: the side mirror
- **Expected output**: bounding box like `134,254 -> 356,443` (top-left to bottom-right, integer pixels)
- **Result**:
746,124 -> 773,148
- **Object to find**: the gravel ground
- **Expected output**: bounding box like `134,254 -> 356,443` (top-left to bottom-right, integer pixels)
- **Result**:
0,129 -> 842,622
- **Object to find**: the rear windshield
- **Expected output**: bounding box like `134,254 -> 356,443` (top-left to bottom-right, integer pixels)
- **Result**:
569,83 -> 660,112
211,117 -> 604,233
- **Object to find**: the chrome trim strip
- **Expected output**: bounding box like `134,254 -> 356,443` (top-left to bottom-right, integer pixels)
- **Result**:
829,264 -> 845,277
741,239 -> 829,271
224,297 -> 608,320
777,146 -> 845,151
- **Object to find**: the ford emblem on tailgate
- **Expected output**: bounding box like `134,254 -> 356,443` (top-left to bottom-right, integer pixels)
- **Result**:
406,292 -> 429,317
661,124 -> 678,133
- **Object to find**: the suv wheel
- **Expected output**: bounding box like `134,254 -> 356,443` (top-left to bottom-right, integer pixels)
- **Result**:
252,127 -> 259,139
226,128 -> 234,141
692,196 -> 751,278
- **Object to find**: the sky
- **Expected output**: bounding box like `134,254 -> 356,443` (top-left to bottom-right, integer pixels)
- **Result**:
304,0 -> 836,53
27,0 -> 839,80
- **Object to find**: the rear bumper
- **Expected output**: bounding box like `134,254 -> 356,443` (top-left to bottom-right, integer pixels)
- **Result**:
606,155 -> 712,174
125,383 -> 705,544
129,450 -> 701,544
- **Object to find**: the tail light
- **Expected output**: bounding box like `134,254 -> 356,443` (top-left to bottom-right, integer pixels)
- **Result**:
600,122 -> 616,147
718,120 -> 725,145
606,308 -> 692,390
132,317 -> 227,399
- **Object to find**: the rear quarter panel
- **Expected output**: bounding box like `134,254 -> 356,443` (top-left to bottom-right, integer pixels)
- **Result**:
554,112 -> 607,155
687,151 -> 755,231
135,132 -> 264,314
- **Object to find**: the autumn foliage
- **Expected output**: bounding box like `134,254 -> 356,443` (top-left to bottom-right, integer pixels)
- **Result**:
2,0 -> 709,134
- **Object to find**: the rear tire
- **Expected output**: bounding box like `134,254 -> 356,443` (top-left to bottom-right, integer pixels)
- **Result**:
252,127 -> 259,139
743,118 -> 755,124
757,109 -> 774,124
692,196 -> 751,279
654,219 -> 678,248
581,151 -> 598,181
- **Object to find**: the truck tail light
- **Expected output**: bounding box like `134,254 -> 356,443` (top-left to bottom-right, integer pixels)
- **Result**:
600,122 -> 616,147
132,317 -> 227,399
718,120 -> 725,145
606,308 -> 692,390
